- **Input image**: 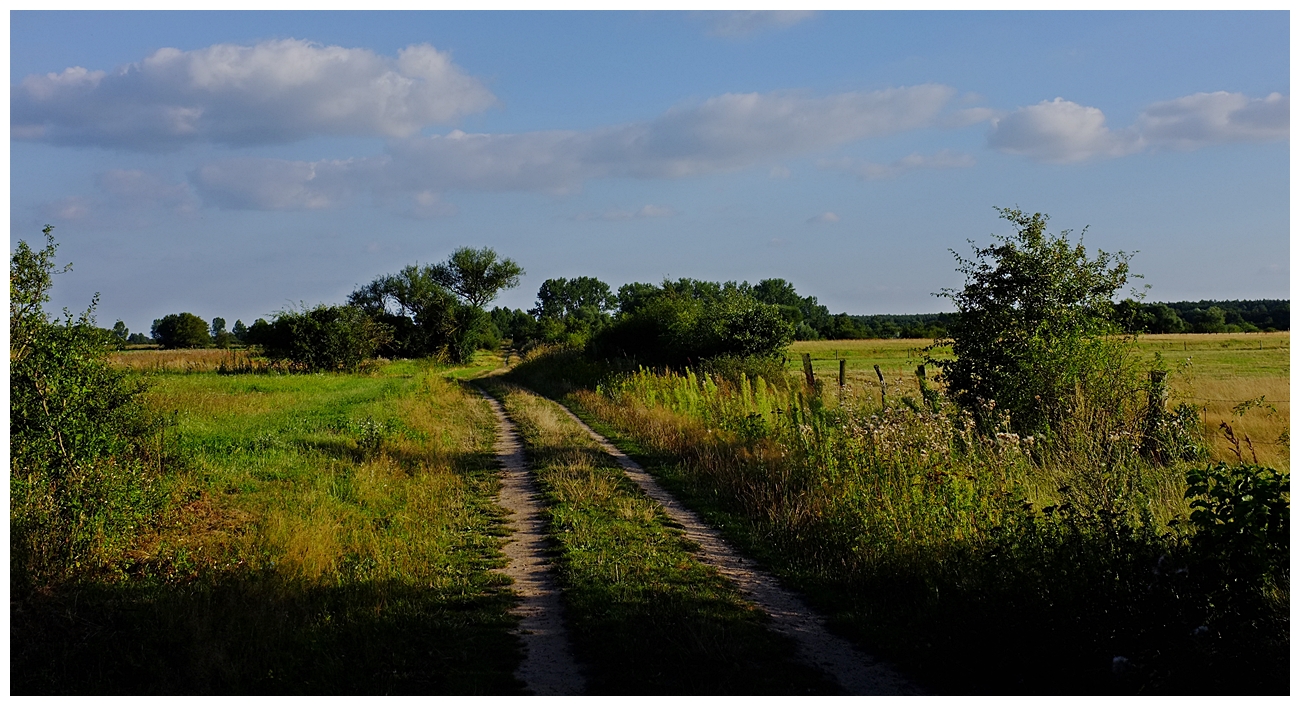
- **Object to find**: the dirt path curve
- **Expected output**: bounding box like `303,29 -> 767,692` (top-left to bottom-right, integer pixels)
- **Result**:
477,389 -> 586,695
547,397 -> 920,696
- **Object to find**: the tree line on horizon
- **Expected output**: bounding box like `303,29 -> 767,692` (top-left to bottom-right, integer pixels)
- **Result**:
122,285 -> 1288,360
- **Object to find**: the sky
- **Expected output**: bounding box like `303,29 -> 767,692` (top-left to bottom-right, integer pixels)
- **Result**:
8,10 -> 1291,336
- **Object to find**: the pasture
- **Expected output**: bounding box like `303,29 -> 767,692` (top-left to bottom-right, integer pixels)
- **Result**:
789,332 -> 1290,469
13,358 -> 524,694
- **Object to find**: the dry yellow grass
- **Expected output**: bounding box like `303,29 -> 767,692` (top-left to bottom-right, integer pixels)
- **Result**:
109,348 -> 269,373
792,332 -> 1290,470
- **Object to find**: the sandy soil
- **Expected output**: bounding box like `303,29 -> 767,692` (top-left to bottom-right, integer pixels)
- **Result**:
478,389 -> 587,696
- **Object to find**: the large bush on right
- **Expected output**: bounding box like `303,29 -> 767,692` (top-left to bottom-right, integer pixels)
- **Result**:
937,207 -> 1138,435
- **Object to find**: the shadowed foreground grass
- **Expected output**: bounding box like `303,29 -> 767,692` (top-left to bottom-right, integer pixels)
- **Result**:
12,360 -> 524,694
481,378 -> 839,695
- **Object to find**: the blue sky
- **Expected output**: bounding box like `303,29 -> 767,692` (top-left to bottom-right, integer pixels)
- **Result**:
9,10 -> 1290,336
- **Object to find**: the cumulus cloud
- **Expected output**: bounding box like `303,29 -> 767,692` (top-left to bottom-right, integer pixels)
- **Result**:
192,85 -> 956,210
1136,91 -> 1288,150
988,98 -> 1140,163
990,92 -> 1288,163
807,212 -> 839,224
12,39 -> 495,150
819,149 -> 975,180
697,11 -> 818,38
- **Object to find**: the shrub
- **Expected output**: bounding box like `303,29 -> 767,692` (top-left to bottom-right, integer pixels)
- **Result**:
249,304 -> 391,372
11,227 -> 163,590
593,279 -> 793,367
937,207 -> 1137,434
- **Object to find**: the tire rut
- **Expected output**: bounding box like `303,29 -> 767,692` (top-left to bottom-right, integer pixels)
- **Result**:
477,388 -> 586,695
545,394 -> 921,696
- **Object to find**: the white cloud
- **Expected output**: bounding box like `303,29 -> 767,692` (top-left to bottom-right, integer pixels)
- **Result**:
41,195 -> 95,222
191,157 -> 365,210
990,92 -> 1288,163
819,150 -> 975,180
1136,91 -> 1288,150
769,165 -> 792,179
940,106 -> 1000,128
988,97 -> 1140,163
12,39 -> 495,150
697,11 -> 818,38
192,85 -> 956,210
807,212 -> 839,224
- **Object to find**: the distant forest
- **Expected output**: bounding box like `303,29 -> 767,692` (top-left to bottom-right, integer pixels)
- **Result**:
837,299 -> 1290,340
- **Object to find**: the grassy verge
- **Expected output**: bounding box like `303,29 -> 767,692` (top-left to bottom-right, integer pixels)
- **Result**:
479,378 -> 838,694
506,352 -> 1288,694
12,359 -> 524,694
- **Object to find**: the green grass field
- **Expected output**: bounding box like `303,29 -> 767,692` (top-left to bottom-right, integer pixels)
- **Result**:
789,332 -> 1290,469
13,359 -> 524,694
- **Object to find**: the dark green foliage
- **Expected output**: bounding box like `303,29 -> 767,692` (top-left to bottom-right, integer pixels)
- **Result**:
10,227 -> 163,591
429,246 -> 525,309
489,306 -> 538,346
231,319 -> 248,342
595,279 -> 793,367
698,354 -> 790,390
1115,299 -> 1289,334
112,320 -> 130,342
938,207 -> 1136,433
527,276 -> 615,347
349,249 -> 522,363
152,312 -> 212,349
126,332 -> 151,344
248,305 -> 391,372
1185,462 -> 1289,585
744,278 -> 831,335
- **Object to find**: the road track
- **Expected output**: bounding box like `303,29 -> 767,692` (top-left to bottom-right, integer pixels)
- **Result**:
478,388 -> 587,695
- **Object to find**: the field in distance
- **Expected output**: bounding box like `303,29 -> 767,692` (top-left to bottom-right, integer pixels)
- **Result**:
789,332 -> 1289,470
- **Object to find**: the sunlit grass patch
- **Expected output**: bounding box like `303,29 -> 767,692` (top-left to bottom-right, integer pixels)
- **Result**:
13,361 -> 523,694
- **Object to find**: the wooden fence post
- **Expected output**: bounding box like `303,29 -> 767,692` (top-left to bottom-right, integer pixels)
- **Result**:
839,359 -> 846,389
802,353 -> 815,388
873,364 -> 886,407
1148,370 -> 1169,411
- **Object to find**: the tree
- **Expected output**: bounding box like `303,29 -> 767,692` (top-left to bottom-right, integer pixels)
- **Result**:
210,316 -> 237,348
231,319 -> 249,342
111,320 -> 129,342
595,279 -> 793,366
430,247 -> 524,308
152,313 -> 211,349
937,207 -> 1137,434
528,277 -> 616,346
349,249 -> 522,363
248,304 -> 391,372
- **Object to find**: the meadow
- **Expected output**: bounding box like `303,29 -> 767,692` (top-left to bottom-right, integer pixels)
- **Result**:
789,332 -> 1289,470
509,331 -> 1289,694
13,357 -> 524,694
16,331 -> 1288,694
